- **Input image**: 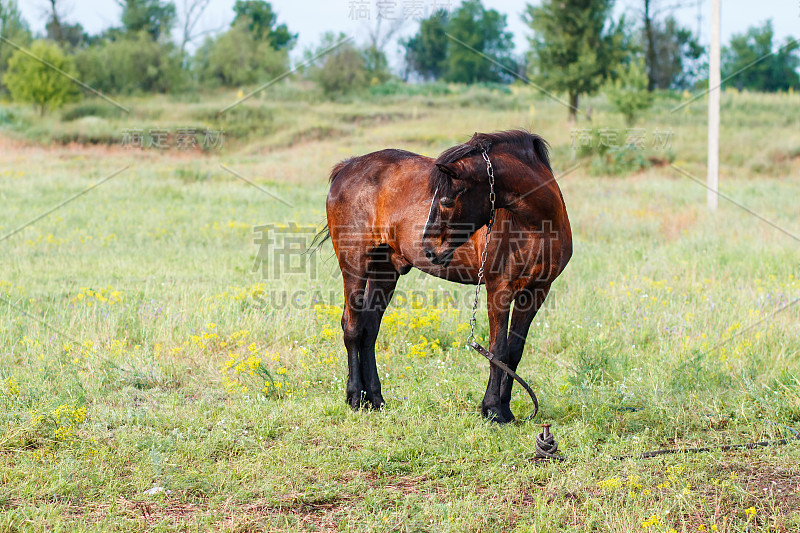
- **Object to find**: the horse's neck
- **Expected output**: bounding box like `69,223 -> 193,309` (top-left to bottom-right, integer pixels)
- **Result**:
493,208 -> 529,235
497,167 -> 560,226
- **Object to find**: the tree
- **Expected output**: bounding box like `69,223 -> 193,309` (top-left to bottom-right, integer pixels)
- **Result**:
444,0 -> 514,83
232,0 -> 295,50
645,16 -> 703,90
524,0 -> 628,121
605,57 -> 652,125
641,0 -> 656,90
46,18 -> 87,49
178,0 -> 211,55
195,21 -> 288,87
3,40 -> 79,114
304,32 -> 369,96
638,1 -> 703,90
72,0 -> 184,93
362,45 -> 390,85
722,20 -> 799,92
403,10 -> 448,80
44,0 -> 88,49
361,13 -> 403,85
0,0 -> 32,93
44,0 -> 64,43
118,0 -> 176,41
316,45 -> 368,95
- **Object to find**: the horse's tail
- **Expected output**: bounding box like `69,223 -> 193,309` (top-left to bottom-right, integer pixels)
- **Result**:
307,223 -> 330,254
329,158 -> 352,184
308,159 -> 352,254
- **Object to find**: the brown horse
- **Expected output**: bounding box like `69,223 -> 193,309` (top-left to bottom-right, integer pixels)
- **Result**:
322,130 -> 571,423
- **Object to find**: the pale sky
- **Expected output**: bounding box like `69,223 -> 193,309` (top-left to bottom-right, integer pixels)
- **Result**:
17,0 -> 800,70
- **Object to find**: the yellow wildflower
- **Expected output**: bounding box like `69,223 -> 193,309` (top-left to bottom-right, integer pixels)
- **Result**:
3,377 -> 20,397
598,477 -> 623,490
642,515 -> 661,528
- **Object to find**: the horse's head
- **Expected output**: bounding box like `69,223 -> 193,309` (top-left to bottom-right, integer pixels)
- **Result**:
422,140 -> 494,267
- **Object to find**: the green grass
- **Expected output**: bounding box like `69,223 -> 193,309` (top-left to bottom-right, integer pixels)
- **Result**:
1,86 -> 799,531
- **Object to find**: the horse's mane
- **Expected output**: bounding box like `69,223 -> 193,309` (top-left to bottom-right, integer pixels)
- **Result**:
429,130 -> 551,195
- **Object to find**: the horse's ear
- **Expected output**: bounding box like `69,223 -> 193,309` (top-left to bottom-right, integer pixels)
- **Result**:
435,163 -> 460,179
471,132 -> 491,153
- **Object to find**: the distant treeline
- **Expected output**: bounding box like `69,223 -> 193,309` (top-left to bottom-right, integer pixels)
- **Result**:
0,0 -> 798,119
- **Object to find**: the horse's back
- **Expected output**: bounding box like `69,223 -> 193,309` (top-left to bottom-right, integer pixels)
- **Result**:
328,149 -> 423,189
326,149 -> 431,221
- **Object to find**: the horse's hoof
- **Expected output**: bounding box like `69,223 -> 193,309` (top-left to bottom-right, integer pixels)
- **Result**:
366,394 -> 385,411
481,403 -> 515,424
346,391 -> 363,411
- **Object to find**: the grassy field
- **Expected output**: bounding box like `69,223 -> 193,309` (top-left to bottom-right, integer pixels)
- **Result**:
1,85 -> 800,532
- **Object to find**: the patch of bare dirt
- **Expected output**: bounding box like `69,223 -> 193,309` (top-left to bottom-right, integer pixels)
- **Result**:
222,493 -> 354,533
660,205 -> 698,241
719,462 -> 800,511
114,497 -> 205,529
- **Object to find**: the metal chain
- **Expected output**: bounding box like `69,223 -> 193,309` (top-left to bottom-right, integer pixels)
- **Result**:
467,150 -> 496,343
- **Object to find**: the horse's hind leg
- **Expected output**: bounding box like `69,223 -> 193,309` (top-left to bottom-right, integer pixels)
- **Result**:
359,266 -> 399,410
339,248 -> 398,411
340,262 -> 369,410
499,285 -> 550,417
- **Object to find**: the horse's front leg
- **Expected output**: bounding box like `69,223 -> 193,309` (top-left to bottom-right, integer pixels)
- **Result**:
480,284 -> 513,423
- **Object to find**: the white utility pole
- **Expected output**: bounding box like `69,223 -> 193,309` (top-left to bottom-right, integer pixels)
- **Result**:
707,0 -> 721,211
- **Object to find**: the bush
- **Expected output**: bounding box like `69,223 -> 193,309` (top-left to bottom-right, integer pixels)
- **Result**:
590,145 -> 651,176
604,58 -> 653,125
0,105 -> 14,125
200,105 -> 275,139
367,80 -> 451,97
61,101 -> 125,121
571,127 -> 674,176
46,116 -> 120,145
74,32 -> 185,94
195,22 -> 288,88
3,40 -> 79,115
